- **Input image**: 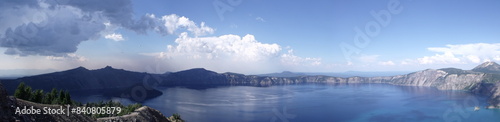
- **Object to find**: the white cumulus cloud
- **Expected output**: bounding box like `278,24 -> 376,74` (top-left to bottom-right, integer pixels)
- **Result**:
281,49 -> 322,66
162,15 -> 215,36
130,14 -> 215,36
164,32 -> 281,61
417,43 -> 500,64
105,33 -> 124,41
145,32 -> 323,73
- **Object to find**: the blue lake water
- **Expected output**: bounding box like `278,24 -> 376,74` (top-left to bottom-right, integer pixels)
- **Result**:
73,83 -> 500,122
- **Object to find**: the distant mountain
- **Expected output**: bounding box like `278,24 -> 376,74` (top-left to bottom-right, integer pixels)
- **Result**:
257,71 -> 307,77
0,66 -> 163,102
472,61 -> 500,73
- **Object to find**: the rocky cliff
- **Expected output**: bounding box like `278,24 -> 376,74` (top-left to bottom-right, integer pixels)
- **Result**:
158,62 -> 500,107
160,68 -> 485,90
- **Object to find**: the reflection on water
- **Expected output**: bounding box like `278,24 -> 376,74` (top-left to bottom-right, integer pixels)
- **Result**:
73,84 -> 500,122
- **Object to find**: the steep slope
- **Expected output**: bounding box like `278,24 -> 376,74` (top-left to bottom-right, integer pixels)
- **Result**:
386,69 -> 485,90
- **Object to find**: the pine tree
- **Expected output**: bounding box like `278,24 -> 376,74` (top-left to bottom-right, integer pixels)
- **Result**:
14,82 -> 26,99
13,84 -> 75,105
43,88 -> 57,104
58,90 -> 65,104
31,89 -> 44,103
50,88 -> 59,104
42,93 -> 49,104
24,86 -> 32,100
64,91 -> 71,104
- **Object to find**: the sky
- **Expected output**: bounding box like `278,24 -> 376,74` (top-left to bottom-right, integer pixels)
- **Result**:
0,0 -> 500,75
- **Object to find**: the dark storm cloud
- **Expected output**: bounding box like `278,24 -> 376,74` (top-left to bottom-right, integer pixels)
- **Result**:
1,12 -> 104,56
63,0 -> 134,28
0,0 -> 213,57
0,0 -> 120,56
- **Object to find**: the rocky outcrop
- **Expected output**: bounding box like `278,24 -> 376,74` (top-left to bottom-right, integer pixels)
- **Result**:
386,69 -> 485,90
0,83 -> 17,121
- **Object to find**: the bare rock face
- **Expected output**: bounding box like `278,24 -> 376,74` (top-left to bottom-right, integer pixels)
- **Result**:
486,82 -> 500,107
219,68 -> 485,91
473,82 -> 500,108
437,73 -> 485,90
390,69 -> 448,87
384,69 -> 484,90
